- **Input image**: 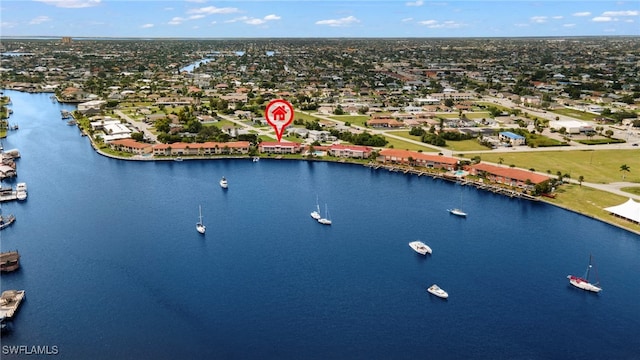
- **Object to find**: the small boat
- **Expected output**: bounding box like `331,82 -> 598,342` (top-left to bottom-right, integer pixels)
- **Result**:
252,157 -> 260,162
174,157 -> 183,162
427,284 -> 448,299
0,250 -> 20,272
15,183 -> 26,201
310,195 -> 321,220
409,241 -> 432,255
448,208 -> 467,217
196,205 -> 206,234
0,290 -> 26,319
567,255 -> 602,293
317,203 -> 332,225
219,176 -> 228,189
0,214 -> 16,230
448,183 -> 467,216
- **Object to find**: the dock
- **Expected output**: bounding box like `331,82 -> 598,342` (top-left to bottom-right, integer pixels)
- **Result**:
0,290 -> 25,318
365,163 -> 540,201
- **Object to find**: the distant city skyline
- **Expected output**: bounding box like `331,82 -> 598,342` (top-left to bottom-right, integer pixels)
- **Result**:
1,0 -> 639,38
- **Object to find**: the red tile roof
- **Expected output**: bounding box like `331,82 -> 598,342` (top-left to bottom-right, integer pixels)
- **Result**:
471,163 -> 550,184
110,139 -> 152,149
379,149 -> 458,165
153,141 -> 250,150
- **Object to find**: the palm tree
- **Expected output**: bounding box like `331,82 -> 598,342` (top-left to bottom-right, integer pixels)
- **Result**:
620,164 -> 631,180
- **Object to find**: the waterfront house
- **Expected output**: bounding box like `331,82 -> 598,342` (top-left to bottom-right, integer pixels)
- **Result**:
77,99 -> 106,114
328,144 -> 372,159
258,142 -> 302,154
377,149 -> 458,170
108,139 -> 153,155
152,141 -> 250,156
469,163 -> 550,189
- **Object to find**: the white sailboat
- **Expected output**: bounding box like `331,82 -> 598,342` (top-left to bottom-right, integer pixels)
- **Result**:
567,255 -> 601,293
196,205 -> 206,234
448,182 -> 466,217
219,176 -> 228,189
310,195 -> 321,220
317,203 -> 332,225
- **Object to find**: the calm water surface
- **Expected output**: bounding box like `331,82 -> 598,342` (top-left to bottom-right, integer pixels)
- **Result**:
1,90 -> 639,359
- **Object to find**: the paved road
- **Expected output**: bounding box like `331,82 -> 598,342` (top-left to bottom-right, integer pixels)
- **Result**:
114,109 -> 157,142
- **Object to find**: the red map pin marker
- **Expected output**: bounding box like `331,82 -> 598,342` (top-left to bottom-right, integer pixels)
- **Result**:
265,99 -> 294,142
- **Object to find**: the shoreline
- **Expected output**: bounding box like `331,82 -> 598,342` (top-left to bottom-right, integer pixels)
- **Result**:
90,143 -> 640,236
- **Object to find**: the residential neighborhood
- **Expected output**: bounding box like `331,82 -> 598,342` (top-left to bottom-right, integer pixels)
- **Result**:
1,37 -> 639,198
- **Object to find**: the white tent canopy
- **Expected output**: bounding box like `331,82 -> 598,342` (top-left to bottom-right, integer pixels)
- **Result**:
604,198 -> 640,224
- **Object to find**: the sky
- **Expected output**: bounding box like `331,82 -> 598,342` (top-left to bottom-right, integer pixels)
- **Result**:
0,0 -> 638,38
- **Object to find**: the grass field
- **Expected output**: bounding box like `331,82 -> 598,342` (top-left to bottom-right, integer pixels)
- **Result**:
550,108 -> 600,121
293,112 -> 322,123
465,149 -> 640,184
328,115 -> 370,127
542,183 -> 640,234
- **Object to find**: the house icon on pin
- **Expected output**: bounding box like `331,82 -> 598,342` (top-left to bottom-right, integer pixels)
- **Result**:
271,105 -> 288,121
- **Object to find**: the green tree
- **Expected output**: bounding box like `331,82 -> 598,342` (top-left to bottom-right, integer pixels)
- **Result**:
578,175 -> 584,187
620,164 -> 631,180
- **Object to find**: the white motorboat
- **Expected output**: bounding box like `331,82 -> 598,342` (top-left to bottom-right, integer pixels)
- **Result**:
427,284 -> 448,299
219,176 -> 228,189
448,208 -> 467,217
196,205 -> 206,234
409,241 -> 432,255
567,255 -> 602,293
15,182 -> 27,201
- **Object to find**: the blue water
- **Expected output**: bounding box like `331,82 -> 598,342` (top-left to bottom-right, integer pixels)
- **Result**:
1,89 -> 639,359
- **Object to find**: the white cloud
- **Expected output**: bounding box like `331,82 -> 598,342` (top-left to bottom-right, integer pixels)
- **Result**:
315,16 -> 360,27
264,14 -> 281,21
245,18 -> 266,25
35,0 -> 100,8
187,6 -> 240,15
168,17 -> 185,25
419,19 -> 438,26
552,16 -> 563,20
602,10 -> 639,17
225,14 -> 281,26
406,0 -> 424,6
592,16 -> 613,22
563,23 -> 576,28
140,24 -> 154,28
189,15 -> 206,20
401,18 -> 414,22
573,11 -> 591,17
530,16 -> 547,24
29,16 -> 51,25
225,16 -> 249,23
418,19 -> 463,28
1,21 -> 18,29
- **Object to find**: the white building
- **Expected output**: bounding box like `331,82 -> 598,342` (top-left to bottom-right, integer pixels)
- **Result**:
548,120 -> 593,134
